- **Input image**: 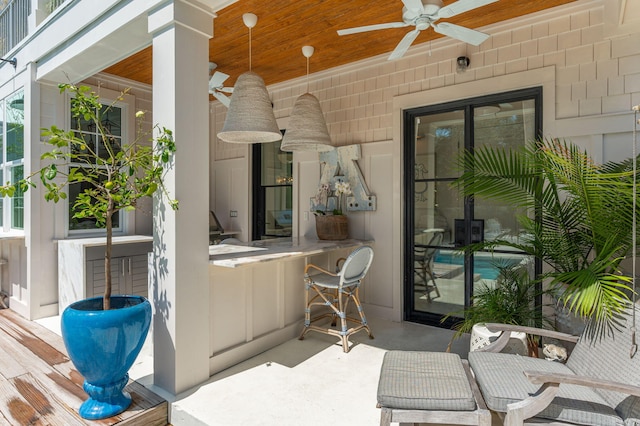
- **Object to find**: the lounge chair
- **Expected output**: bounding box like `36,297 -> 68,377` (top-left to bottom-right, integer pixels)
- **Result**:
414,232 -> 443,301
468,303 -> 640,425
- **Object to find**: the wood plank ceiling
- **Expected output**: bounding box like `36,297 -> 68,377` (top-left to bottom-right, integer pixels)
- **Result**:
104,0 -> 577,88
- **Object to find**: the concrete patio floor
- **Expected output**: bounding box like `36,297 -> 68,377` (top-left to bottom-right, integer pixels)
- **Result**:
37,315 -> 476,425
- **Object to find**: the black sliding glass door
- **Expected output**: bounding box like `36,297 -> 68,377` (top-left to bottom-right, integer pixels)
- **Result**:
404,88 -> 542,327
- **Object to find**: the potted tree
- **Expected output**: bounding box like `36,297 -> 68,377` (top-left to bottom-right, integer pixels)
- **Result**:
453,137 -> 637,338
2,83 -> 178,419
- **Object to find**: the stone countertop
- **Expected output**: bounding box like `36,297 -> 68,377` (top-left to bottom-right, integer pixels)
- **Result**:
209,238 -> 372,268
0,230 -> 25,240
56,235 -> 153,246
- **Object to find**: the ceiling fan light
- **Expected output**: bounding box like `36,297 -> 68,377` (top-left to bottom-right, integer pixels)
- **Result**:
280,93 -> 333,152
218,71 -> 281,144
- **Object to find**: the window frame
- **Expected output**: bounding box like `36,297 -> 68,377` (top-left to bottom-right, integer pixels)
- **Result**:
0,89 -> 25,232
65,87 -> 135,237
251,137 -> 293,241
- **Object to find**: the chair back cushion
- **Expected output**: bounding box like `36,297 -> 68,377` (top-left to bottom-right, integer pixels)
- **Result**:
468,351 -> 622,425
567,302 -> 640,424
340,246 -> 374,285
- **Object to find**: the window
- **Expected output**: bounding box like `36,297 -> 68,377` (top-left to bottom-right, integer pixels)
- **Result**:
0,89 -> 24,230
252,139 -> 293,240
68,98 -> 124,233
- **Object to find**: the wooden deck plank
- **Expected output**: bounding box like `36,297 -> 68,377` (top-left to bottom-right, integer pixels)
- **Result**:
0,373 -> 83,425
0,312 -> 68,366
0,316 -> 72,383
12,373 -> 85,425
0,315 -> 89,417
0,309 -> 68,355
0,411 -> 12,426
0,323 -> 55,380
88,381 -> 168,426
0,310 -> 169,426
0,375 -> 40,426
0,341 -> 29,379
49,360 -> 88,397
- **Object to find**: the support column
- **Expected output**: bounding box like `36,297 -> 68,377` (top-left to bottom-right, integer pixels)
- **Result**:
148,0 -> 214,395
22,63 -> 41,319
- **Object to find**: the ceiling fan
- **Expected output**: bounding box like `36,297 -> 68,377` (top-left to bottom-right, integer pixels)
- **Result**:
208,67 -> 234,107
337,0 -> 498,61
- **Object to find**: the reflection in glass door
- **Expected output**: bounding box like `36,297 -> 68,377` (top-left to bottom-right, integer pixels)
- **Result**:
412,109 -> 465,320
404,88 -> 542,327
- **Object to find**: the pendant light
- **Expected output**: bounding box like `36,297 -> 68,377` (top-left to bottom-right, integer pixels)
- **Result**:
217,13 -> 281,144
280,46 -> 333,152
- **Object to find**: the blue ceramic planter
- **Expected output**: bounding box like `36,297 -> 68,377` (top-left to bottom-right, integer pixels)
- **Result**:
61,295 -> 151,420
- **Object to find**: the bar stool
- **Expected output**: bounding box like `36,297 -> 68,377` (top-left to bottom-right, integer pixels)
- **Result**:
299,245 -> 374,352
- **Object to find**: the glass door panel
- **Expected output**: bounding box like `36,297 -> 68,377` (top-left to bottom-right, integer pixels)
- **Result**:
471,98 -> 536,285
412,110 -> 465,317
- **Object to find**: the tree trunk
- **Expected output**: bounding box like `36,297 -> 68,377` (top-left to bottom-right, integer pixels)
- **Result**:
104,198 -> 114,311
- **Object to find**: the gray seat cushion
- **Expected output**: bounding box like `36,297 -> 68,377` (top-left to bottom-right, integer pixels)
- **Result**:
377,351 -> 477,411
468,351 -> 624,426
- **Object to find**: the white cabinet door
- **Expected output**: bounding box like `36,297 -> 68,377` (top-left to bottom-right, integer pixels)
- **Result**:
87,258 -> 123,298
87,255 -> 149,298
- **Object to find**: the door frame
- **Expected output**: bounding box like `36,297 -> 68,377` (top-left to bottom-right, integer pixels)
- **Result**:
402,87 -> 543,327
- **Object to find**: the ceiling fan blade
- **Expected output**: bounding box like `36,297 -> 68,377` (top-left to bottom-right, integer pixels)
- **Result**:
401,0 -> 424,13
388,28 -> 421,61
208,71 -> 229,90
337,22 -> 408,36
220,87 -> 234,93
436,0 -> 498,19
212,91 -> 231,107
433,22 -> 490,46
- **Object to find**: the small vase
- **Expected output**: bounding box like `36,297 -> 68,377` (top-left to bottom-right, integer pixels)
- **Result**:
315,214 -> 348,240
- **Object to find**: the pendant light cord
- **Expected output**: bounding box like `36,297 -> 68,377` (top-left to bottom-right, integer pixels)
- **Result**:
306,55 -> 310,93
632,104 -> 639,358
249,26 -> 252,71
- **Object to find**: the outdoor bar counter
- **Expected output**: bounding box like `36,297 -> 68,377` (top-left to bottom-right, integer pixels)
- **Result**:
208,238 -> 372,374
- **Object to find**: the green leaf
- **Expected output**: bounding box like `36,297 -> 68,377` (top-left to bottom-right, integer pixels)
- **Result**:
44,164 -> 57,180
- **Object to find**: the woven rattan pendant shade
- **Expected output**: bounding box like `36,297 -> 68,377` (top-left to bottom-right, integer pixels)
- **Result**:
217,13 -> 281,144
280,45 -> 333,152
280,93 -> 332,152
217,71 -> 281,143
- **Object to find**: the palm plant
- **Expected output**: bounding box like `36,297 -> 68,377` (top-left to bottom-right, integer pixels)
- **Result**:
447,262 -> 553,356
453,137 -> 637,337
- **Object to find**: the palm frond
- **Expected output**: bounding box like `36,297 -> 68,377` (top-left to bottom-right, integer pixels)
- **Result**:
453,137 -> 636,336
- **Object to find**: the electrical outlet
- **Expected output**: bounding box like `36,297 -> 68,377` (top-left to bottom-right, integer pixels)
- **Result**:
230,210 -> 238,217
304,211 -> 309,221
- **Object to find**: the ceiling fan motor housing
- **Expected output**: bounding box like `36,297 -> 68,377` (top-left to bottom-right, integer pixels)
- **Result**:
422,0 -> 444,15
403,0 -> 442,24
